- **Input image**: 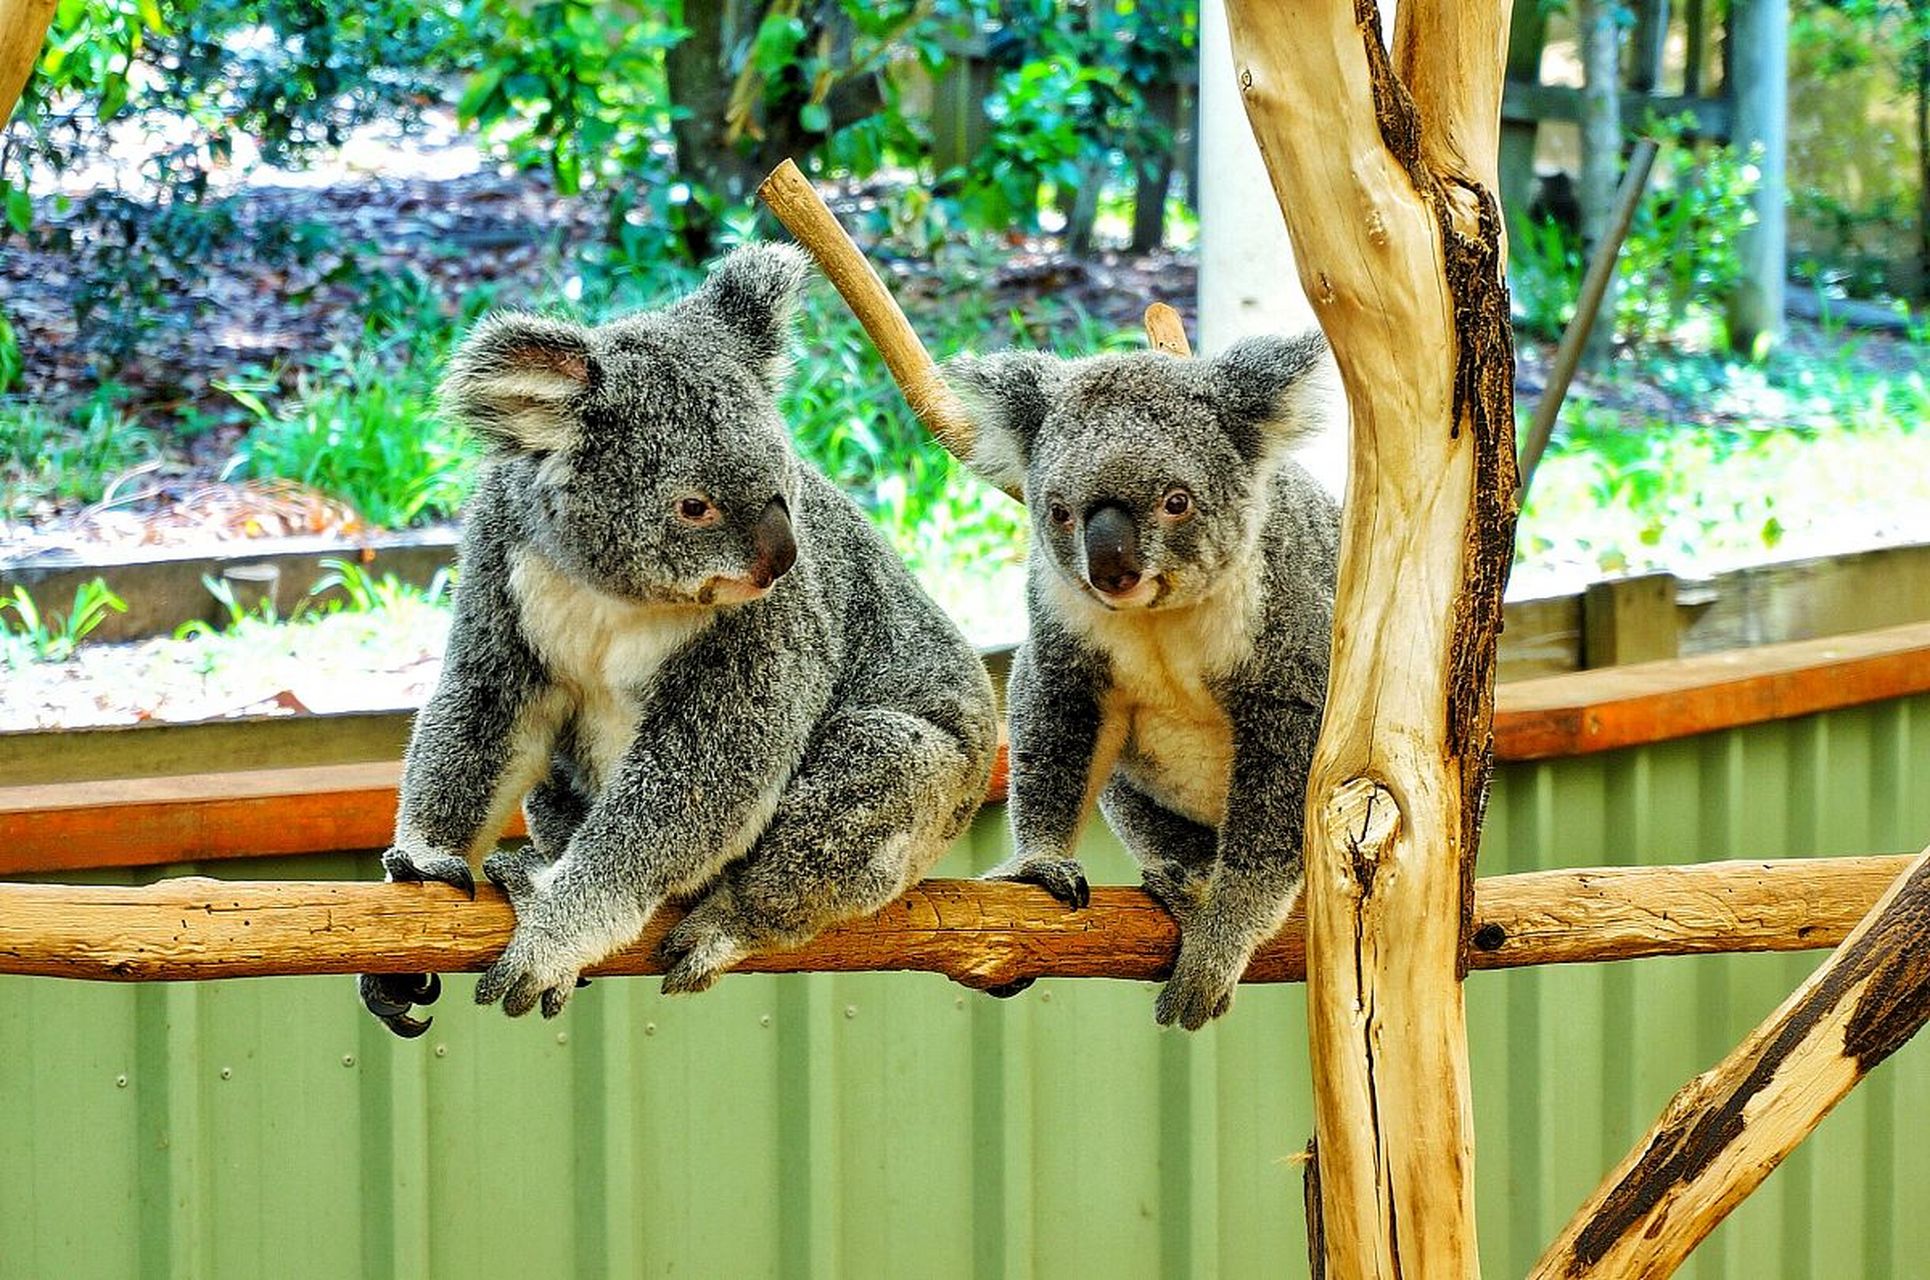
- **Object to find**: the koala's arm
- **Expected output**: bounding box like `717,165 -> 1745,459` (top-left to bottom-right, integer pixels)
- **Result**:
555,613 -> 822,902
390,568 -> 554,877
988,626 -> 1119,905
1154,678 -> 1320,1029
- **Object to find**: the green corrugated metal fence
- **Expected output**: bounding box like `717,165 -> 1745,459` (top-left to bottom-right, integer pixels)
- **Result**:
5,694 -> 1930,1279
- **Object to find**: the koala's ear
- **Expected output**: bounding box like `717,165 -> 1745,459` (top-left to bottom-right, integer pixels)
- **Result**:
944,350 -> 1062,492
440,312 -> 594,453
687,243 -> 810,387
1208,331 -> 1336,463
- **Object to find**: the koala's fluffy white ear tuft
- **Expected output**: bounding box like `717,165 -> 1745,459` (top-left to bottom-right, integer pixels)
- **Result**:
688,243 -> 811,387
440,312 -> 594,453
1208,331 -> 1337,463
944,350 -> 1061,494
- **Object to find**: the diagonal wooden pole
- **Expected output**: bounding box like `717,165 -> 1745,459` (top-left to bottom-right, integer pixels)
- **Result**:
0,0 -> 56,125
1223,0 -> 1516,1273
1532,844 -> 1930,1278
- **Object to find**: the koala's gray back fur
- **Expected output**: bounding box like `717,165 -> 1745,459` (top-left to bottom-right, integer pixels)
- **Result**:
945,332 -> 1340,1029
361,245 -> 997,1035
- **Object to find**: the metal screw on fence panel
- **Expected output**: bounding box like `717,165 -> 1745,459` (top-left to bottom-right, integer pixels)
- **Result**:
342,1055 -> 355,1068
1041,991 -> 1052,1003
644,1022 -> 657,1036
115,1075 -> 128,1089
220,1067 -> 232,1080
760,1014 -> 771,1027
434,1045 -> 447,1058
556,1032 -> 568,1045
844,1005 -> 857,1019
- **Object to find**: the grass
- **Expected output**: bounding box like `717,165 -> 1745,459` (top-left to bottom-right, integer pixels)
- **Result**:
0,578 -> 127,666
1,396 -> 159,518
1515,345 -> 1930,596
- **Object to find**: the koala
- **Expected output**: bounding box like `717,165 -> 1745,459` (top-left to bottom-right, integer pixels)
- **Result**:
359,244 -> 999,1036
945,333 -> 1339,1030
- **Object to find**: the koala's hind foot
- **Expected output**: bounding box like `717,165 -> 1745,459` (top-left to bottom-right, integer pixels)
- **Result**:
476,847 -> 644,1019
982,854 -> 1091,910
383,846 -> 476,899
359,972 -> 442,1038
658,707 -> 987,996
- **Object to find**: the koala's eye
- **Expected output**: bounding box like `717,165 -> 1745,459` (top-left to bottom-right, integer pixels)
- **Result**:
1047,501 -> 1074,528
1161,489 -> 1194,518
674,496 -> 720,526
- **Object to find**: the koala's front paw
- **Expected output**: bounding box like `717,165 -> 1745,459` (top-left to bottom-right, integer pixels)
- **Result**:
383,846 -> 476,899
359,972 -> 442,1038
655,887 -> 759,996
475,849 -> 585,1019
985,854 -> 1090,910
1154,943 -> 1240,1031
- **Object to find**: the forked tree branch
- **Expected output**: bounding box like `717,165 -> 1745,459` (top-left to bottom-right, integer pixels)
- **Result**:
1532,844 -> 1930,1277
1223,0 -> 1517,1273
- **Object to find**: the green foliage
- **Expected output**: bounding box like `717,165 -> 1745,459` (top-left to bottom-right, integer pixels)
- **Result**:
0,579 -> 127,664
314,556 -> 454,614
228,350 -> 477,529
1507,136 -> 1760,351
0,394 -> 158,516
1613,136 -> 1761,347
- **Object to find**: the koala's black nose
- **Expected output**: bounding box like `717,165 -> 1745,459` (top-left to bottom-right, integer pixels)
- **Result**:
749,497 -> 797,589
1084,504 -> 1142,595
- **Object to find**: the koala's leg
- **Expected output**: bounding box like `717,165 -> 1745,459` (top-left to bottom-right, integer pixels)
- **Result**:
982,637 -> 1121,911
363,643 -> 559,1037
656,706 -> 985,995
1097,776 -> 1217,916
522,764 -> 589,861
1153,694 -> 1317,1032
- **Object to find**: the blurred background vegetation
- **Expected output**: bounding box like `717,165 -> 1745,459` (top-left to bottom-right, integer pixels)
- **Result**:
0,0 -> 1925,697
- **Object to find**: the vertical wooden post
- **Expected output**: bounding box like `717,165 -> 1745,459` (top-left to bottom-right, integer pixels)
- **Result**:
1499,0 -> 1551,237
1223,0 -> 1517,1273
1,0 -> 57,125
1726,0 -> 1788,352
1578,0 -> 1624,366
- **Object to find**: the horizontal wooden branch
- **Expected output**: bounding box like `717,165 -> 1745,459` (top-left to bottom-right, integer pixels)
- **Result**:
0,856 -> 1909,986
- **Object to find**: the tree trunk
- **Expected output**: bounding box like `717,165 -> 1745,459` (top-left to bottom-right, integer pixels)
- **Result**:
1131,80 -> 1180,253
1579,0 -> 1623,365
1223,0 -> 1518,1272
1499,0 -> 1550,240
1726,0 -> 1789,352
664,0 -> 767,258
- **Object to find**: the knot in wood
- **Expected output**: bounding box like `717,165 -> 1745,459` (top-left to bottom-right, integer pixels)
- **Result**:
1322,778 -> 1400,894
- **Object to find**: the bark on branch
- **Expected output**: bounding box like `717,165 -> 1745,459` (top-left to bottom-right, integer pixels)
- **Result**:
0,0 -> 56,124
0,856 -> 1908,984
1223,0 -> 1517,1273
1532,844 -> 1930,1278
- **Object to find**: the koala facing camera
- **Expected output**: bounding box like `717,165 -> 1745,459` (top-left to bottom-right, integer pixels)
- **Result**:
359,245 -> 999,1036
947,333 -> 1340,1029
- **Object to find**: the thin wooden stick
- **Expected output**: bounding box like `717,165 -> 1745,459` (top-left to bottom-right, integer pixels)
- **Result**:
755,159 -> 1010,493
0,856 -> 1909,984
1144,302 -> 1192,355
1516,138 -> 1660,498
1532,844 -> 1930,1278
0,0 -> 57,124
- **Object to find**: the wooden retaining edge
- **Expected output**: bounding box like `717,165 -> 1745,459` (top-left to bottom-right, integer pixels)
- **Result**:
0,856 -> 1910,985
4,622 -> 1929,875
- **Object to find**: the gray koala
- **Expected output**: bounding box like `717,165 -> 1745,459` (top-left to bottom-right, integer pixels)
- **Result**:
359,244 -> 998,1036
945,334 -> 1339,1029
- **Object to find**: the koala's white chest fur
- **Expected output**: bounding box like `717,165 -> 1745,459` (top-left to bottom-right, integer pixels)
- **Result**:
510,552 -> 714,791
1047,573 -> 1254,828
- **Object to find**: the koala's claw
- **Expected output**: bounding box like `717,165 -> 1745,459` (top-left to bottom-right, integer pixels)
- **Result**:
476,848 -> 582,1019
359,971 -> 442,1038
1154,950 -> 1239,1031
987,856 -> 1090,910
656,900 -> 753,996
1140,862 -> 1208,924
383,847 -> 476,900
